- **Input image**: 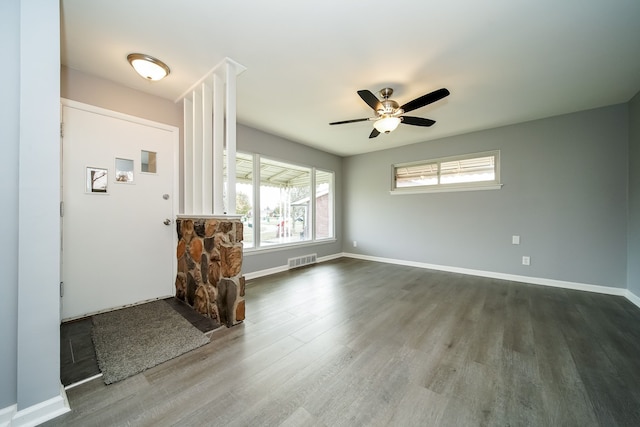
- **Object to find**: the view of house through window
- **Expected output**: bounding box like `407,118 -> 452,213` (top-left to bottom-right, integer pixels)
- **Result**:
315,169 -> 334,240
224,151 -> 334,249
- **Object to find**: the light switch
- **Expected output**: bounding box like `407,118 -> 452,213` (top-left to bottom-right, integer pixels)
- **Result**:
512,235 -> 520,245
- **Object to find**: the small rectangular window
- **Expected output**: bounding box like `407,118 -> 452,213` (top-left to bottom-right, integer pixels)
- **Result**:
86,167 -> 108,193
115,158 -> 134,183
392,150 -> 501,194
141,150 -> 157,173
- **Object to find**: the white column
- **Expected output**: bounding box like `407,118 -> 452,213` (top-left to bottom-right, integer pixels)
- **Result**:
192,89 -> 203,214
178,57 -> 245,216
183,97 -> 193,214
16,0 -> 68,418
213,73 -> 225,214
202,81 -> 213,214
225,61 -> 237,215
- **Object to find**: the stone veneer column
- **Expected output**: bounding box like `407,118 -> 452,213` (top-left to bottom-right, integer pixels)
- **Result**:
175,216 -> 245,327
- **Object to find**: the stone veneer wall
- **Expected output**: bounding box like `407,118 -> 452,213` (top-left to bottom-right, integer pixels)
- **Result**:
175,217 -> 245,327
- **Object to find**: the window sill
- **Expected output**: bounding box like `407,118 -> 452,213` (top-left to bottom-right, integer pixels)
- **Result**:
243,238 -> 337,255
390,183 -> 503,195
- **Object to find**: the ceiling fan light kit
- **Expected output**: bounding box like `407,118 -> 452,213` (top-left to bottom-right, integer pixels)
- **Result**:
127,53 -> 170,81
373,116 -> 401,133
330,86 -> 450,139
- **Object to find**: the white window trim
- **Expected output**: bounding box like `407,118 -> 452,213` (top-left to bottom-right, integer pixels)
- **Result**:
230,152 -> 336,251
390,150 -> 502,195
314,167 -> 336,241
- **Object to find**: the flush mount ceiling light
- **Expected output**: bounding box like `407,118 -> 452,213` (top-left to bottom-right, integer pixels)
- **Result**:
127,53 -> 170,81
373,116 -> 401,134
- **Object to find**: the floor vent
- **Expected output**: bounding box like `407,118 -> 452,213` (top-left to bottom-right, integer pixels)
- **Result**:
288,253 -> 317,269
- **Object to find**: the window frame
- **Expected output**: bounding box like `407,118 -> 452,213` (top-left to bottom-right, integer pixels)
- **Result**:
228,151 -> 336,252
257,155 -> 313,248
390,150 -> 502,195
314,167 -> 335,241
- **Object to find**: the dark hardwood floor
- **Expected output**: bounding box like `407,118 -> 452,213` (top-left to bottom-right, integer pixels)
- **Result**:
47,258 -> 640,426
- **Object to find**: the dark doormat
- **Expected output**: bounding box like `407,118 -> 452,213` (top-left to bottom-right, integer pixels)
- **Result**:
60,297 -> 221,387
91,299 -> 210,384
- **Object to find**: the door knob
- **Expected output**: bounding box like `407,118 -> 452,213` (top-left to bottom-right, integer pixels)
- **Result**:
163,219 -> 171,226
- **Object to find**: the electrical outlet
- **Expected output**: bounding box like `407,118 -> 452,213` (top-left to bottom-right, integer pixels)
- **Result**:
353,241 -> 357,248
512,235 -> 520,245
522,256 -> 530,266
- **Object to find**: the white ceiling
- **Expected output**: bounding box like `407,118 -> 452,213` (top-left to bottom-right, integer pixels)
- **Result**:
60,0 -> 640,157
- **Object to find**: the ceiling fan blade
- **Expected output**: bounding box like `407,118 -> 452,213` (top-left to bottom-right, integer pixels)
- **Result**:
358,90 -> 382,111
400,88 -> 450,113
329,118 -> 370,125
369,128 -> 380,139
401,116 -> 436,127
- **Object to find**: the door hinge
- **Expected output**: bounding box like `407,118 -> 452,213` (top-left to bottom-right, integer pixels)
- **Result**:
60,122 -> 64,138
60,282 -> 64,298
60,201 -> 64,217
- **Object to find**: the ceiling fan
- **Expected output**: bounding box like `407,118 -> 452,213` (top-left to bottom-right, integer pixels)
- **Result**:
329,87 -> 450,138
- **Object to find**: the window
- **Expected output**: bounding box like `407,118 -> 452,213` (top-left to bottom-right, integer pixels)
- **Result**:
392,150 -> 501,194
259,157 -> 312,247
234,152 -> 254,248
224,151 -> 335,250
141,150 -> 157,173
115,158 -> 134,183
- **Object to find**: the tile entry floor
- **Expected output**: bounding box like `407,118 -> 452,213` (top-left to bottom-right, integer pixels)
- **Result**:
60,297 -> 221,387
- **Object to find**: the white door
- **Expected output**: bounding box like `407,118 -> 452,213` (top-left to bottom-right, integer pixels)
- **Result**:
61,100 -> 178,320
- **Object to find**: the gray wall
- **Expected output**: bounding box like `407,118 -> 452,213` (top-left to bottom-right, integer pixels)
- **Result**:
629,92 -> 640,295
0,0 -> 20,410
343,104 -> 629,288
237,125 -> 343,274
61,66 -> 183,129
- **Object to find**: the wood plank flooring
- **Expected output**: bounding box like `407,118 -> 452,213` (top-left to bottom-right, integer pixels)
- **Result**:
45,258 -> 640,426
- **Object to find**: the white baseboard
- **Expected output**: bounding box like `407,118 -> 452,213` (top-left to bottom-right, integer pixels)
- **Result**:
2,385 -> 69,427
244,252 -> 344,282
0,405 -> 16,427
625,289 -> 640,309
244,265 -> 289,281
62,294 -> 174,322
243,252 -> 640,310
342,252 -> 640,306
